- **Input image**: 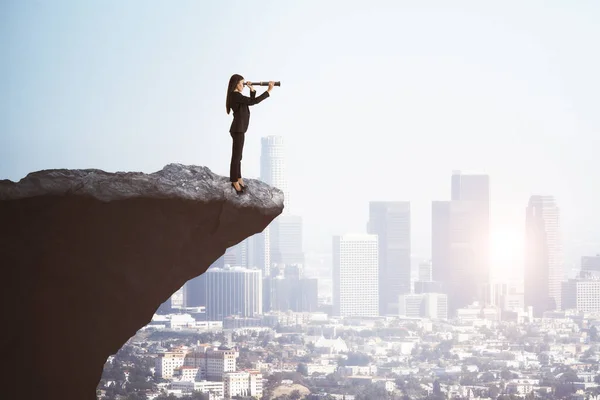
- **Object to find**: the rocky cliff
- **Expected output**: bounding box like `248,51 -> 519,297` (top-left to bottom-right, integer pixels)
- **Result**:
0,163 -> 284,399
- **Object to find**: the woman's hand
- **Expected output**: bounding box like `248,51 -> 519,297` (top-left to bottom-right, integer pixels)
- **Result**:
268,81 -> 274,92
246,81 -> 255,92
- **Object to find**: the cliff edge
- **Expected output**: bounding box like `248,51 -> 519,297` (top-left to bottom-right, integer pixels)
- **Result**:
0,163 -> 284,399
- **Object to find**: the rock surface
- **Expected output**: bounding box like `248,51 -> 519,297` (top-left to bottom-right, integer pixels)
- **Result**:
0,163 -> 283,399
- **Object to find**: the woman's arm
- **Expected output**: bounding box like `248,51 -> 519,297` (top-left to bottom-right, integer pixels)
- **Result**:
232,90 -> 270,106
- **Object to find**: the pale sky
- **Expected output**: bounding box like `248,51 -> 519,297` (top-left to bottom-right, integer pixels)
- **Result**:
3,0 -> 600,279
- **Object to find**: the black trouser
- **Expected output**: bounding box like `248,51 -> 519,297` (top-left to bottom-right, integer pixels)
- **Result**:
229,131 -> 245,182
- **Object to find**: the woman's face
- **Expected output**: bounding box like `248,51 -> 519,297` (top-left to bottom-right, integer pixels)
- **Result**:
236,79 -> 245,92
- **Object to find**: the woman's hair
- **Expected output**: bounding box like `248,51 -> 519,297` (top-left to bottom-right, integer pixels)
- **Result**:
226,74 -> 244,115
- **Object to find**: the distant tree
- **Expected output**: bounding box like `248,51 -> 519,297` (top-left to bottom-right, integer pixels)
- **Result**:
488,385 -> 500,398
497,395 -> 520,400
591,326 -> 599,342
559,370 -> 581,384
154,394 -> 180,400
425,395 -> 445,400
354,384 -> 390,400
188,391 -> 210,400
555,383 -> 578,398
436,339 -> 453,355
460,374 -> 477,386
290,390 -> 302,400
525,391 -> 535,400
338,352 -> 372,366
125,393 -> 145,400
433,380 -> 441,394
481,372 -> 496,382
297,363 -> 308,376
582,346 -> 597,360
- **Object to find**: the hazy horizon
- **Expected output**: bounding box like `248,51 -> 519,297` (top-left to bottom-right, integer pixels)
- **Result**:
3,0 -> 600,281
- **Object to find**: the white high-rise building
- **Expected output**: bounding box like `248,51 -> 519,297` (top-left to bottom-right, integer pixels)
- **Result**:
256,135 -> 304,276
155,346 -> 239,381
525,195 -> 563,316
261,136 -> 290,213
223,370 -> 263,398
418,261 -> 432,282
332,234 -> 379,317
205,266 -> 262,320
562,277 -> 600,312
155,350 -> 187,379
252,136 -> 287,277
399,293 -> 448,320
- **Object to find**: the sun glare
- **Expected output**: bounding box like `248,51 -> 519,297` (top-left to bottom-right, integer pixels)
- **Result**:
490,228 -> 524,282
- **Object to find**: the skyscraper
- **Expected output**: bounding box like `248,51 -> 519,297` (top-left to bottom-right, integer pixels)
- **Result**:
229,238 -> 250,268
263,264 -> 318,313
562,276 -> 600,313
185,255 -> 225,308
270,215 -> 304,265
252,228 -> 270,277
255,135 -> 304,276
432,171 -> 490,314
451,171 -> 490,300
525,195 -> 562,316
431,201 -> 451,285
205,266 -> 262,321
582,255 -> 600,275
260,136 -> 290,213
418,260 -> 432,282
332,234 -> 379,317
367,201 -> 411,315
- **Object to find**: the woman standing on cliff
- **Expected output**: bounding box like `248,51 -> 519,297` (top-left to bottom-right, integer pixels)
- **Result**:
226,74 -> 275,194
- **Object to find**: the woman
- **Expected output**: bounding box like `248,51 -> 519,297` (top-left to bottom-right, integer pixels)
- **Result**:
226,74 -> 274,194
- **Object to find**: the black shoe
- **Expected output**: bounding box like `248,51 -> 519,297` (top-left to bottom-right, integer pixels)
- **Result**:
240,183 -> 247,191
231,182 -> 244,195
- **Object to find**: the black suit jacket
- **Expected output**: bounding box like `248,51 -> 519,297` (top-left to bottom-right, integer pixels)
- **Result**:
229,90 -> 270,133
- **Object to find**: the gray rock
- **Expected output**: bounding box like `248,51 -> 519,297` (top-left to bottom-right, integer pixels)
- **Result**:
0,163 -> 284,400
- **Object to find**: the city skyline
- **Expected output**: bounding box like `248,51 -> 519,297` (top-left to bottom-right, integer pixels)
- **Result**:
188,135 -> 580,290
3,1 -> 600,269
5,2 -> 600,398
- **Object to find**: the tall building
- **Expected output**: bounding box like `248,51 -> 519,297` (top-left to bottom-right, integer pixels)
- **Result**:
156,346 -> 239,381
224,370 -> 263,399
205,266 -> 262,320
582,255 -> 600,275
432,201 -> 451,285
367,201 -> 411,315
489,281 -> 525,311
399,293 -> 448,320
525,195 -> 563,316
270,215 -> 304,265
185,255 -> 226,309
260,136 -> 290,213
418,260 -> 432,282
332,234 -> 379,317
251,228 -> 270,277
230,239 -> 250,268
263,264 -> 318,313
254,136 -> 304,276
562,276 -> 600,313
432,171 -> 490,315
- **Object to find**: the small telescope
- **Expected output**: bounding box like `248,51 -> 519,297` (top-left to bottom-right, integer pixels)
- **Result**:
245,81 -> 281,87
